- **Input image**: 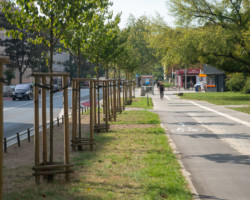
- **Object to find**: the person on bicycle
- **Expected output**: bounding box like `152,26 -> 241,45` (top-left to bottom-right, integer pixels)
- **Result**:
159,82 -> 164,99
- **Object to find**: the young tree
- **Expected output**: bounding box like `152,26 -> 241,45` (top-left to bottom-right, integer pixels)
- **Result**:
1,0 -> 109,168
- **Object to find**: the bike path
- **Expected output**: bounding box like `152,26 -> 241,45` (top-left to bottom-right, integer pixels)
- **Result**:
151,91 -> 250,200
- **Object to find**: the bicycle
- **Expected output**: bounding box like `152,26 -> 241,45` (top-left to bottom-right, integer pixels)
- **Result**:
160,91 -> 164,100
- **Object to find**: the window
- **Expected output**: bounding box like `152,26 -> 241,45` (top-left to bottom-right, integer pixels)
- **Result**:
207,75 -> 216,87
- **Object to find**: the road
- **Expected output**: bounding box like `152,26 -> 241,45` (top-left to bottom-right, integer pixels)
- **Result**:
3,88 -> 103,138
152,90 -> 250,200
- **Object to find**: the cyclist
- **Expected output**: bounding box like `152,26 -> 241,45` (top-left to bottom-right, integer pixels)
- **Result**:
159,82 -> 164,99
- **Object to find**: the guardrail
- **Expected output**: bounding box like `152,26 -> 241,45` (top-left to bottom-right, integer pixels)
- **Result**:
3,106 -> 89,153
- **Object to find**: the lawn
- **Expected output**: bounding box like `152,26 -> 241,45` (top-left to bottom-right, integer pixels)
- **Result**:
126,97 -> 153,109
3,110 -> 192,200
110,110 -> 160,124
180,92 -> 250,105
227,106 -> 250,114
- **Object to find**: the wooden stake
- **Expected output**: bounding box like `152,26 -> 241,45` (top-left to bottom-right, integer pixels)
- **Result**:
63,76 -> 70,181
34,76 -> 40,184
94,81 -> 97,125
0,57 -> 9,199
89,80 -> 94,151
71,81 -> 77,151
113,80 -> 116,121
42,77 -> 47,165
105,81 -> 108,132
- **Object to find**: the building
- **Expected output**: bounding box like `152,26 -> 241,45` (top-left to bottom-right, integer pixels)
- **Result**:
203,64 -> 226,92
175,69 -> 203,88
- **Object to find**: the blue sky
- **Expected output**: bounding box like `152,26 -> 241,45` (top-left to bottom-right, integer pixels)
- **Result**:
111,0 -> 174,28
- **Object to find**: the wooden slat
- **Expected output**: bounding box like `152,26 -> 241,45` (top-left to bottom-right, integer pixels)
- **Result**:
33,170 -> 73,176
32,72 -> 70,77
33,164 -> 74,170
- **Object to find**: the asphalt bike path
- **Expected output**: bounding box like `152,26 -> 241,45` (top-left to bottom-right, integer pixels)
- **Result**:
151,90 -> 250,200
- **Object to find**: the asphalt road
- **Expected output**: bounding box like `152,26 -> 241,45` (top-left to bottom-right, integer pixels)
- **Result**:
152,90 -> 250,200
3,88 -> 102,138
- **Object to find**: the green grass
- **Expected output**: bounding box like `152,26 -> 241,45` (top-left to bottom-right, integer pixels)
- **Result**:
4,110 -> 192,200
227,106 -> 250,114
111,110 -> 160,124
126,97 -> 153,109
180,92 -> 250,105
163,82 -> 173,87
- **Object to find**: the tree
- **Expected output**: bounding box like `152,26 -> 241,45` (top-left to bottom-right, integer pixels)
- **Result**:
0,36 -> 46,83
125,15 -> 157,75
167,0 -> 250,73
86,11 -> 121,79
0,12 -> 47,83
3,68 -> 14,85
1,0 -> 109,168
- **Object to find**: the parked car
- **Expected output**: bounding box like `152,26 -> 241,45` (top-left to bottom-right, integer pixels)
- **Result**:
9,85 -> 16,91
3,86 -> 13,97
12,83 -> 33,100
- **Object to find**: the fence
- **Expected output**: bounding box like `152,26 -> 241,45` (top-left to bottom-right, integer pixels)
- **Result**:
3,106 -> 89,153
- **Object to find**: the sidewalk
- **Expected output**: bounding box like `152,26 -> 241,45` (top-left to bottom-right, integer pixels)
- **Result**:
143,88 -> 250,200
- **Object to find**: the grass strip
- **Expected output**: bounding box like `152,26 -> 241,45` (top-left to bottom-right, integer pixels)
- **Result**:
110,110 -> 160,124
180,92 -> 250,105
126,97 -> 153,109
227,106 -> 250,114
3,110 -> 192,200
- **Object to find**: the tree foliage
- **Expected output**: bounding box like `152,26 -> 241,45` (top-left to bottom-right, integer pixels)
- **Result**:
167,0 -> 250,73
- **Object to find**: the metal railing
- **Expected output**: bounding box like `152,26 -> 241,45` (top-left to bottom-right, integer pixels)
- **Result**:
3,106 -> 89,153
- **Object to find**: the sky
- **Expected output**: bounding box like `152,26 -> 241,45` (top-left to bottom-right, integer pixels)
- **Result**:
111,0 -> 175,28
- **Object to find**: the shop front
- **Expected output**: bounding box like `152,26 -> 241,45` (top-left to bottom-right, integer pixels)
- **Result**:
202,65 -> 226,92
175,69 -> 201,88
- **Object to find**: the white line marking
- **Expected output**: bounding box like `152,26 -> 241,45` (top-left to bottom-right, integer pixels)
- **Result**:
190,101 -> 250,127
165,95 -> 171,100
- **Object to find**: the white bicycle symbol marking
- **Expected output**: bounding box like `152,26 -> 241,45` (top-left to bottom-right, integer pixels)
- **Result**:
171,127 -> 205,133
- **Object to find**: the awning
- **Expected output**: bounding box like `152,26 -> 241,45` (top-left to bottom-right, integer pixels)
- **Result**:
199,73 -> 207,77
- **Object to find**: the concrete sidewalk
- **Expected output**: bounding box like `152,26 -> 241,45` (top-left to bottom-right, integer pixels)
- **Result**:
142,88 -> 250,200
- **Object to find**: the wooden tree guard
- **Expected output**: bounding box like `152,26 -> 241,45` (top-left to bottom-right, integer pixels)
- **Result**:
32,73 -> 73,184
94,80 -> 110,133
116,79 -> 122,113
125,80 -> 132,105
132,80 -> 136,98
71,78 -> 95,151
0,56 -> 10,200
122,80 -> 126,110
107,80 -> 116,121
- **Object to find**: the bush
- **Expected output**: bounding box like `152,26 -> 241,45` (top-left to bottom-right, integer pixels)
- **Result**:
226,73 -> 246,92
242,77 -> 250,94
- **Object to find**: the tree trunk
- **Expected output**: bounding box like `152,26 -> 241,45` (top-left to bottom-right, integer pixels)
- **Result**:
105,69 -> 109,79
18,69 -> 23,84
49,14 -> 54,167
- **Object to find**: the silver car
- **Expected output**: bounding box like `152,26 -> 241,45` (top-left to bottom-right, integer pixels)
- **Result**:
3,86 -> 13,97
